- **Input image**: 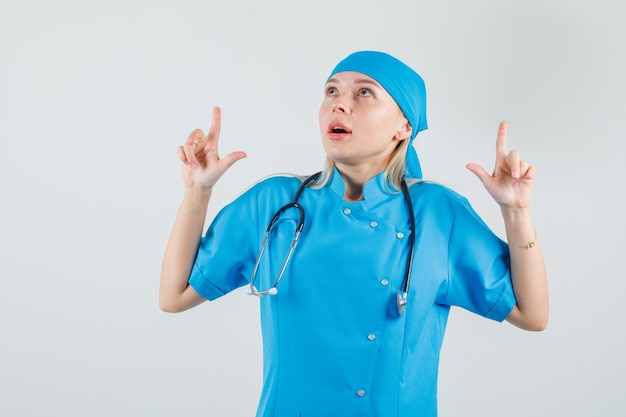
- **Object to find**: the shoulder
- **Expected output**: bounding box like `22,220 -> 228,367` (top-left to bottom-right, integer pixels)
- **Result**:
248,174 -> 305,195
407,180 -> 485,227
228,173 -> 308,207
213,174 -> 305,222
409,180 -> 468,207
411,181 -> 500,241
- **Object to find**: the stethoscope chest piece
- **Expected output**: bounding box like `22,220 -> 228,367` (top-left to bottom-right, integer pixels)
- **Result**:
397,291 -> 408,316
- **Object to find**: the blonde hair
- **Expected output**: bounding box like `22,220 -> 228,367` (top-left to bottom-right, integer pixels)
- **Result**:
311,139 -> 415,191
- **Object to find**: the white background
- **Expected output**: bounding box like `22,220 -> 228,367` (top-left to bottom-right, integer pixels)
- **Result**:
1,0 -> 624,416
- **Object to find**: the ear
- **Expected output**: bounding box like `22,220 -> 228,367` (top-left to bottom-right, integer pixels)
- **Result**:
394,120 -> 412,141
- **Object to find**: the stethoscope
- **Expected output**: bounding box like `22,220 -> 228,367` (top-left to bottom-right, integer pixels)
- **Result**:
248,172 -> 416,316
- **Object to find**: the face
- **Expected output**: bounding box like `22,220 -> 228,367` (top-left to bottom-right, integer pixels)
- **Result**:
319,71 -> 411,173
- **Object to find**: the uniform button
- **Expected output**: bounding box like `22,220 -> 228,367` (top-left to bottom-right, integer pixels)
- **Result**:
367,334 -> 376,341
396,232 -> 405,239
357,389 -> 366,397
380,278 -> 389,286
369,221 -> 378,228
343,208 -> 352,215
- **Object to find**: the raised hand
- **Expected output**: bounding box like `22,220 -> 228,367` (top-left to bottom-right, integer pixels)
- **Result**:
466,122 -> 535,210
177,106 -> 247,189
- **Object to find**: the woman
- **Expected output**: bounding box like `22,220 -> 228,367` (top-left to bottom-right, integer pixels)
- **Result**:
160,51 -> 549,416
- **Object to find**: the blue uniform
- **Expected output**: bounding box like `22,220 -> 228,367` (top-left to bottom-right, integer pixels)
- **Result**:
189,168 -> 516,417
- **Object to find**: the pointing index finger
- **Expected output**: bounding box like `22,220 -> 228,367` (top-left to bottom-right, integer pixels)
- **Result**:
496,121 -> 508,158
207,106 -> 222,141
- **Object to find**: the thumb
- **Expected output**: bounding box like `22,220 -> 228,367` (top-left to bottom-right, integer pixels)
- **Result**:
220,151 -> 248,170
465,162 -> 492,187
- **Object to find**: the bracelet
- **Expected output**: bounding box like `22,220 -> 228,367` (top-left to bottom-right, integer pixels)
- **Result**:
509,230 -> 538,249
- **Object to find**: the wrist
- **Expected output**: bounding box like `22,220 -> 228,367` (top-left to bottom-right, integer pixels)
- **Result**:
508,230 -> 538,250
500,206 -> 532,223
500,207 -> 537,248
183,186 -> 213,209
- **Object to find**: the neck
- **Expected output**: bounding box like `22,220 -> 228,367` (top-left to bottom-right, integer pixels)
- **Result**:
335,163 -> 384,202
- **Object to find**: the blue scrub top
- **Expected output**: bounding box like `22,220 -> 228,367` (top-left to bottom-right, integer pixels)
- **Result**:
189,169 -> 516,417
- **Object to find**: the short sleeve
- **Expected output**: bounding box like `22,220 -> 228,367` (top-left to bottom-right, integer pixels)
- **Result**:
188,185 -> 261,301
444,197 -> 516,322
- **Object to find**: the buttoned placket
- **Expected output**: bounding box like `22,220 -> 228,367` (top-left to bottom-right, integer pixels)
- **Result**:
335,183 -> 411,411
342,203 -> 394,405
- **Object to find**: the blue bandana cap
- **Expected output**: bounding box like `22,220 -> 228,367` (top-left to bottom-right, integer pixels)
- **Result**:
328,51 -> 428,179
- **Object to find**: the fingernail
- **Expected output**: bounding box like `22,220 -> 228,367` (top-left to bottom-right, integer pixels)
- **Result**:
186,137 -> 193,144
512,170 -> 520,179
191,162 -> 198,169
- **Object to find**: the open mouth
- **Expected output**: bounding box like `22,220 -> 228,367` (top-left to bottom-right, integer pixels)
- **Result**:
328,122 -> 351,135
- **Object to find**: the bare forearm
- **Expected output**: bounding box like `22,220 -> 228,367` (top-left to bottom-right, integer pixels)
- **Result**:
159,187 -> 213,312
501,207 -> 549,330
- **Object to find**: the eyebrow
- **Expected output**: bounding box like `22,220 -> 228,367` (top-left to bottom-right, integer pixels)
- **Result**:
325,77 -> 381,88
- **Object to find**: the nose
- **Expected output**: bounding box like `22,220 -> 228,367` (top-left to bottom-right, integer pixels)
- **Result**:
332,102 -> 348,113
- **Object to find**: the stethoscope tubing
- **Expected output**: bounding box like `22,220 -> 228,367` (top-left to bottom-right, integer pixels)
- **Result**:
248,172 -> 416,317
397,179 -> 415,315
248,173 -> 320,296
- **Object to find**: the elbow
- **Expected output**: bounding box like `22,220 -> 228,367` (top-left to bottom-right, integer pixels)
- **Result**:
526,305 -> 550,332
525,318 -> 549,332
535,313 -> 550,331
159,296 -> 184,313
510,317 -> 549,332
159,301 -> 177,313
159,287 -> 204,313
522,312 -> 550,331
507,305 -> 549,331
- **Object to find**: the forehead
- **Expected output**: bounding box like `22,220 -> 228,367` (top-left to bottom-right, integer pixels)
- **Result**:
325,71 -> 382,87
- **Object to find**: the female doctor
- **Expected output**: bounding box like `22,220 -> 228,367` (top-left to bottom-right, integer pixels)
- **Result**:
159,51 -> 549,417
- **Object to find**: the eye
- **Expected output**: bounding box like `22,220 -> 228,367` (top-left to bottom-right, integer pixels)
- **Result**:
325,86 -> 339,96
356,88 -> 373,97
